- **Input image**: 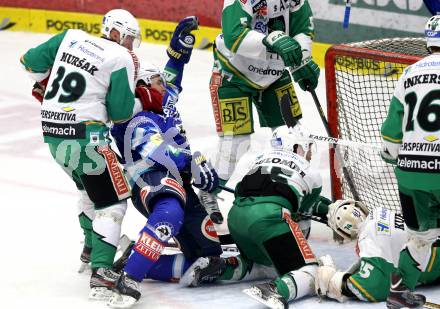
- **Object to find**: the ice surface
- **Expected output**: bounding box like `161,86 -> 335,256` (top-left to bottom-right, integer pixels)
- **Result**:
1,31 -> 438,308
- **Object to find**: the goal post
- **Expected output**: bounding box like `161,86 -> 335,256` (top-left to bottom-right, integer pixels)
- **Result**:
325,38 -> 428,212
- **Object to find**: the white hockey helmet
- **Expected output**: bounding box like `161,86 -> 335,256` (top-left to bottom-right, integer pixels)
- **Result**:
137,62 -> 166,88
327,199 -> 369,241
101,9 -> 141,49
271,125 -> 316,160
425,15 -> 440,51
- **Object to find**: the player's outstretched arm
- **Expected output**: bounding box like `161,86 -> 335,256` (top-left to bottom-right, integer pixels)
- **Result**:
164,16 -> 198,90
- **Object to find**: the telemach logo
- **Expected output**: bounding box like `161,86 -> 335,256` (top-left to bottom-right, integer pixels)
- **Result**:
0,18 -> 16,31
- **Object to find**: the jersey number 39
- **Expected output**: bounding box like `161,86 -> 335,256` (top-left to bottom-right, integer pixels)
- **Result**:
45,66 -> 86,103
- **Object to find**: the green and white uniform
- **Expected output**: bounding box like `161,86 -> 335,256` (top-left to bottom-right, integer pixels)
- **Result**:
209,0 -> 316,184
215,0 -> 314,90
21,29 -> 138,145
381,52 -> 440,289
21,29 -> 138,268
381,53 -> 440,190
223,149 -> 330,302
346,207 -> 440,302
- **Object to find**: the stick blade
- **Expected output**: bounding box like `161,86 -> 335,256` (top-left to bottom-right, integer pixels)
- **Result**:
279,93 -> 297,128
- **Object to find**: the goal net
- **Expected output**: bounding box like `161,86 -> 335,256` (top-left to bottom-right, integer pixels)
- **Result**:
325,38 -> 429,212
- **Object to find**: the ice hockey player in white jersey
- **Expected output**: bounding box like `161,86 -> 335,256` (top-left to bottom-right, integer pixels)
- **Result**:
315,202 -> 440,304
199,0 -> 320,225
380,14 -> 440,309
181,125 -> 339,309
20,9 -> 141,300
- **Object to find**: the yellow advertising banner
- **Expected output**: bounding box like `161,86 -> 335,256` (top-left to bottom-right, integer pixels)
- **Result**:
0,6 -> 329,67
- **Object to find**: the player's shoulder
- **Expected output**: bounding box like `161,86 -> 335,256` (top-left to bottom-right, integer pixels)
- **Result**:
290,0 -> 308,12
224,0 -> 252,14
405,53 -> 440,75
303,167 -> 322,190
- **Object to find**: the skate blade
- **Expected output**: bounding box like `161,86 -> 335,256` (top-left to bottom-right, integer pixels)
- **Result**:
180,257 -> 209,287
89,287 -> 113,301
425,301 -> 440,309
107,293 -> 138,308
243,287 -> 285,309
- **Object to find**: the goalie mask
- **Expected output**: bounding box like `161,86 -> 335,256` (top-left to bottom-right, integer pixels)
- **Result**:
270,125 -> 316,161
102,9 -> 141,49
327,199 -> 369,241
425,15 -> 440,52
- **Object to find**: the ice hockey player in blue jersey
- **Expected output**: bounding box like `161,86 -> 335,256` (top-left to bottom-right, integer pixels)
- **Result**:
108,16 -> 223,308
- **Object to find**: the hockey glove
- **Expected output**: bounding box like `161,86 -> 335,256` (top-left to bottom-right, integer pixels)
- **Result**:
263,31 -> 302,68
191,151 -> 219,193
380,140 -> 399,164
32,76 -> 49,103
167,16 -> 199,64
291,58 -> 320,91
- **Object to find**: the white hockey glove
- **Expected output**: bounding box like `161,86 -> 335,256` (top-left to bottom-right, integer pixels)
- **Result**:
315,255 -> 336,297
315,255 -> 348,303
380,140 -> 399,164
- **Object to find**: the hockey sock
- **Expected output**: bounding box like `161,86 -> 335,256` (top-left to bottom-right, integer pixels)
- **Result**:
220,256 -> 251,281
79,213 -> 93,248
398,248 -> 423,290
78,190 -> 95,248
91,201 -> 127,268
145,254 -> 193,282
274,265 -> 316,301
124,196 -> 184,281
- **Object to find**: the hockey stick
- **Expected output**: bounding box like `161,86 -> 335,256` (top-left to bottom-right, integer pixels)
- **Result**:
303,86 -> 361,201
219,184 -> 235,194
218,184 -> 328,225
307,133 -> 381,151
278,73 -> 361,201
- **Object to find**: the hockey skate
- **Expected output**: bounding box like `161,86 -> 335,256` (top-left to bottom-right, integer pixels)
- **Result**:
180,256 -> 226,287
243,281 -> 288,309
89,267 -> 120,301
78,245 -> 92,273
108,273 -> 141,308
198,191 -> 224,224
386,274 -> 426,309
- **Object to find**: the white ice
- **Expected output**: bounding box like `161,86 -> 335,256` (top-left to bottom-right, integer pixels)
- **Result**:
1,31 -> 438,309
